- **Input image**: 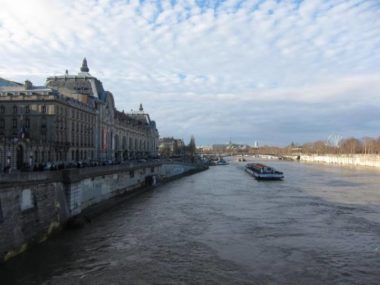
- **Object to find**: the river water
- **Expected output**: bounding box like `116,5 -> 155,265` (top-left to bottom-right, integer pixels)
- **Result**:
1,159 -> 380,284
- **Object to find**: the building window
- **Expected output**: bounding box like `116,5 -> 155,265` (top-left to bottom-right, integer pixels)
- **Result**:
0,106 -> 5,113
41,124 -> 47,135
42,105 -> 47,113
12,118 -> 17,128
0,119 -> 4,129
25,105 -> 30,113
13,105 -> 17,114
25,118 -> 30,128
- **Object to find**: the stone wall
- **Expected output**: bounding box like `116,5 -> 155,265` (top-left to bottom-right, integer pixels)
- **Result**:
300,154 -> 380,168
159,162 -> 200,178
66,165 -> 160,216
0,182 -> 68,261
0,163 -> 160,262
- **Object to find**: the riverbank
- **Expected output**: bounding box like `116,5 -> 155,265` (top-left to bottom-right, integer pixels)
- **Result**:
69,163 -> 208,228
299,154 -> 380,169
0,162 -> 208,263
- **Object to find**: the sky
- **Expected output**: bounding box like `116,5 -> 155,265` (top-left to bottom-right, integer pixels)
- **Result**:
0,0 -> 379,146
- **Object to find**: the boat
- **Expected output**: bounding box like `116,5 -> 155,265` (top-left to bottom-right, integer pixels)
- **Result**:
216,158 -> 228,165
245,163 -> 284,180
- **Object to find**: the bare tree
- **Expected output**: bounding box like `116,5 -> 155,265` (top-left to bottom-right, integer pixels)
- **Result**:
340,138 -> 362,154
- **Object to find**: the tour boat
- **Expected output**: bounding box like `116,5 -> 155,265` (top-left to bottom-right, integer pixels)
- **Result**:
245,163 -> 284,180
216,158 -> 229,165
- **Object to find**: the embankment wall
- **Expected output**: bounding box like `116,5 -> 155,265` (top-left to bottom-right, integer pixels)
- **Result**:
0,163 -> 160,262
300,154 -> 380,168
0,162 -> 206,262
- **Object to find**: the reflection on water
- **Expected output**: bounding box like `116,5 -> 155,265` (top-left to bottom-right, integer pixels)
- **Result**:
1,159 -> 380,284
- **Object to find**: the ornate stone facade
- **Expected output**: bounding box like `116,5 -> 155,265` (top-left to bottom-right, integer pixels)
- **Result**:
159,137 -> 185,157
0,59 -> 159,170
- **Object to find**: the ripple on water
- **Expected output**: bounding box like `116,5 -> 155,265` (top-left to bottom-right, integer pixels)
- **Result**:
1,160 -> 380,284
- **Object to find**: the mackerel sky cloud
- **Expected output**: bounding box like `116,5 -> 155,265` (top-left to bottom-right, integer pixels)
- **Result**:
0,0 -> 379,145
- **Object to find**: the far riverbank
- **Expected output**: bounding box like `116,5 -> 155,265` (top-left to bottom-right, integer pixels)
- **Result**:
299,154 -> 380,169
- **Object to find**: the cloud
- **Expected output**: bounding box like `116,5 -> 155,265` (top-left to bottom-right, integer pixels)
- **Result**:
0,0 -> 379,145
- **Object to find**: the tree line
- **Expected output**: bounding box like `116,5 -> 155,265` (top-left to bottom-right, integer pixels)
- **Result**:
200,136 -> 380,156
252,136 -> 380,155
297,137 -> 380,155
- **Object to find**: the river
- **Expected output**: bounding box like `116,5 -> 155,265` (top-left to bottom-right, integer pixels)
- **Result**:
1,159 -> 380,284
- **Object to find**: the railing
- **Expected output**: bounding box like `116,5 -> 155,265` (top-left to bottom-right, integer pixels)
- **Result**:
0,161 -> 162,187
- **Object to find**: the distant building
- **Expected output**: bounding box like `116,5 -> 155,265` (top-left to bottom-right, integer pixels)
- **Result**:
0,59 -> 159,170
159,137 -> 184,157
211,144 -> 228,153
209,142 -> 249,153
197,145 -> 213,153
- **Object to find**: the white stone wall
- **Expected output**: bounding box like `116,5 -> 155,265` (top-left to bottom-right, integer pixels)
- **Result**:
300,154 -> 380,168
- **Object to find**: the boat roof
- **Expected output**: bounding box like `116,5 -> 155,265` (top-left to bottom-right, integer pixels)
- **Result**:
247,163 -> 268,169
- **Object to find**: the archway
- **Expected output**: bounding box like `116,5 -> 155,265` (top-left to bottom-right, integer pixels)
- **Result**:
114,134 -> 120,160
16,145 -> 24,169
123,150 -> 128,160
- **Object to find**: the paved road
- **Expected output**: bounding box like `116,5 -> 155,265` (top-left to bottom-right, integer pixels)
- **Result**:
1,159 -> 380,284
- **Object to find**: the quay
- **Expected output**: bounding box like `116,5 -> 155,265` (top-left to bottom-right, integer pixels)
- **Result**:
234,154 -> 380,169
0,160 -> 208,262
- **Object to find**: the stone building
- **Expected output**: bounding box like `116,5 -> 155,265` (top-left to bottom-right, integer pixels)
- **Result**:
0,59 -> 159,170
159,137 -> 185,157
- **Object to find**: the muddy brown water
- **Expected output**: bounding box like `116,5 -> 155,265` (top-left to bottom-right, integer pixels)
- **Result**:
1,159 -> 380,284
